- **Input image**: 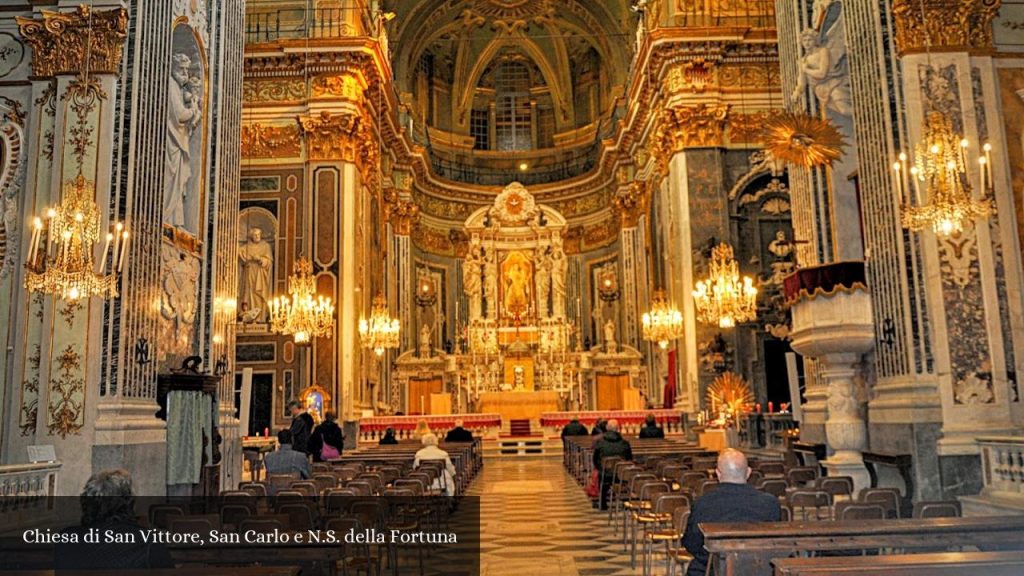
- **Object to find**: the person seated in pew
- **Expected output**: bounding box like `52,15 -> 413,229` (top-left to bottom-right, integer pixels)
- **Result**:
682,448 -> 781,576
639,413 -> 666,439
445,419 -> 474,442
264,429 -> 311,479
593,419 -> 633,510
379,427 -> 399,445
590,418 -> 608,437
561,418 -> 589,438
56,469 -> 175,570
414,433 -> 456,497
413,418 -> 432,440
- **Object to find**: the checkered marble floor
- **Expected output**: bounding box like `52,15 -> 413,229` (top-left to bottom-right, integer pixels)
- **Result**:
466,457 -> 639,576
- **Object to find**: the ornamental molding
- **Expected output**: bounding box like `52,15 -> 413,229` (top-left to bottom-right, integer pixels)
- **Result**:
612,180 -> 650,228
16,6 -> 128,77
892,0 -> 1000,56
654,103 -> 731,161
298,110 -> 366,163
241,123 -> 302,159
383,189 -> 421,236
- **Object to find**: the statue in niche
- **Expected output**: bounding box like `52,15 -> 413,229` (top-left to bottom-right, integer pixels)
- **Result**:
484,250 -> 498,319
464,239 -> 484,319
419,324 -> 432,358
792,23 -> 853,117
535,246 -> 552,318
764,230 -> 797,285
550,236 -> 568,318
238,227 -> 273,323
503,258 -> 533,318
604,319 -> 618,355
163,52 -> 203,233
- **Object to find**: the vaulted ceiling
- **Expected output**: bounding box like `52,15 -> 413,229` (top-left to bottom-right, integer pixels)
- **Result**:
385,0 -> 635,133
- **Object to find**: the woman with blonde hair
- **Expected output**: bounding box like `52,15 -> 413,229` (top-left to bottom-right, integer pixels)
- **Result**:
413,418 -> 432,440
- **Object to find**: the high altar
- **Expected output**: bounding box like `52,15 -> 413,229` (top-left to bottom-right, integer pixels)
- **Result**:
390,183 -> 645,423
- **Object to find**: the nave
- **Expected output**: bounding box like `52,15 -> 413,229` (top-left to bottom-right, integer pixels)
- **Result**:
469,458 -> 634,576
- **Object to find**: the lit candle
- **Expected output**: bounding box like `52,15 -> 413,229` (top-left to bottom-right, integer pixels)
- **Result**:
910,166 -> 923,204
983,142 -> 993,190
99,232 -> 113,274
111,222 -> 124,265
28,218 -> 42,265
892,161 -> 903,206
117,231 -> 129,272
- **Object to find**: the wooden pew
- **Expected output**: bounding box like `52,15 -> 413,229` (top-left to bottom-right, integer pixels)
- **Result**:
773,551 -> 1024,575
7,568 -> 301,576
702,516 -> 1024,576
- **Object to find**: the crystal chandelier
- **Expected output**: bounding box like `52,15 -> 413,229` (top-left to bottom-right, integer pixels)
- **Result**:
359,293 -> 400,356
24,173 -> 127,301
269,257 -> 335,344
894,111 -> 992,236
642,290 -> 684,349
693,243 -> 758,328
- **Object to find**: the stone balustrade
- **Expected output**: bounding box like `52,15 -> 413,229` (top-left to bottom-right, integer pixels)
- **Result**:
0,462 -> 61,531
979,436 -> 1024,497
540,409 -> 684,436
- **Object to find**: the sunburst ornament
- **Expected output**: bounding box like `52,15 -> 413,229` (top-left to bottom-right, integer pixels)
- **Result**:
763,112 -> 845,168
706,371 -> 755,420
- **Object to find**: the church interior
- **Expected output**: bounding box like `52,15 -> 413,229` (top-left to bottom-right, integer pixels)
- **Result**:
1,0 -> 1024,574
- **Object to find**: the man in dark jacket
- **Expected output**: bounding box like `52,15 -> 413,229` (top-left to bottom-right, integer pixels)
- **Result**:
638,414 -> 665,439
444,419 -> 474,442
287,400 -> 314,454
592,419 -> 633,510
682,449 -> 781,576
560,418 -> 589,438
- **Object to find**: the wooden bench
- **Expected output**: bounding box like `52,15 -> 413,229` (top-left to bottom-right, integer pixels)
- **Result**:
702,516 -> 1024,576
773,551 -> 1024,575
10,568 -> 301,576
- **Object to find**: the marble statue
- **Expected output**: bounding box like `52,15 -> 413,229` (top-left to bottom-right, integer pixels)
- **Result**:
464,240 -> 484,319
604,318 -> 618,355
484,251 -> 498,319
768,230 -> 794,259
238,227 -> 273,322
766,230 -> 796,285
164,53 -> 203,233
792,24 -> 853,117
550,236 -> 567,318
535,246 -> 552,318
419,324 -> 432,358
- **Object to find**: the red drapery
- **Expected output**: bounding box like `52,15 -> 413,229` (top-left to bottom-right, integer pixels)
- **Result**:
663,349 -> 677,408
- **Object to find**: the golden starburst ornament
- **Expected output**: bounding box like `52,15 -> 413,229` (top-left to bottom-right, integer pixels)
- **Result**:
763,112 -> 845,168
706,371 -> 755,420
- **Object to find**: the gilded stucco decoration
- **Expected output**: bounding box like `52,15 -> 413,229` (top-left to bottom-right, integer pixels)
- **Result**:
656,103 -> 730,156
311,73 -> 365,101
20,343 -> 40,436
666,59 -> 717,93
412,225 -> 454,256
762,111 -> 845,167
727,111 -> 772,144
388,198 -> 421,236
241,123 -> 302,159
892,0 -> 1001,55
298,110 -> 373,165
613,180 -> 649,228
16,6 -> 129,77
243,78 -> 306,104
49,345 -> 85,438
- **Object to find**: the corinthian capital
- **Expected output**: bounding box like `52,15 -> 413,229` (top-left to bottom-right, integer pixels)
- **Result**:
892,0 -> 1000,56
298,110 -> 365,162
17,6 -> 128,77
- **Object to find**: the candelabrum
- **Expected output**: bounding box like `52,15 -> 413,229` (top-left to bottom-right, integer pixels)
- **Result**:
693,243 -> 758,328
894,111 -> 993,236
642,289 -> 684,349
24,174 -> 127,301
358,293 -> 400,356
270,257 -> 335,345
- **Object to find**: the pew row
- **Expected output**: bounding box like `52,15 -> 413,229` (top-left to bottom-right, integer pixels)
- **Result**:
702,516 -> 1024,576
772,550 -> 1024,575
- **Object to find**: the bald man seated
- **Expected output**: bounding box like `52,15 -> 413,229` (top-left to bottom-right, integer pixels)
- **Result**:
681,448 -> 781,576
